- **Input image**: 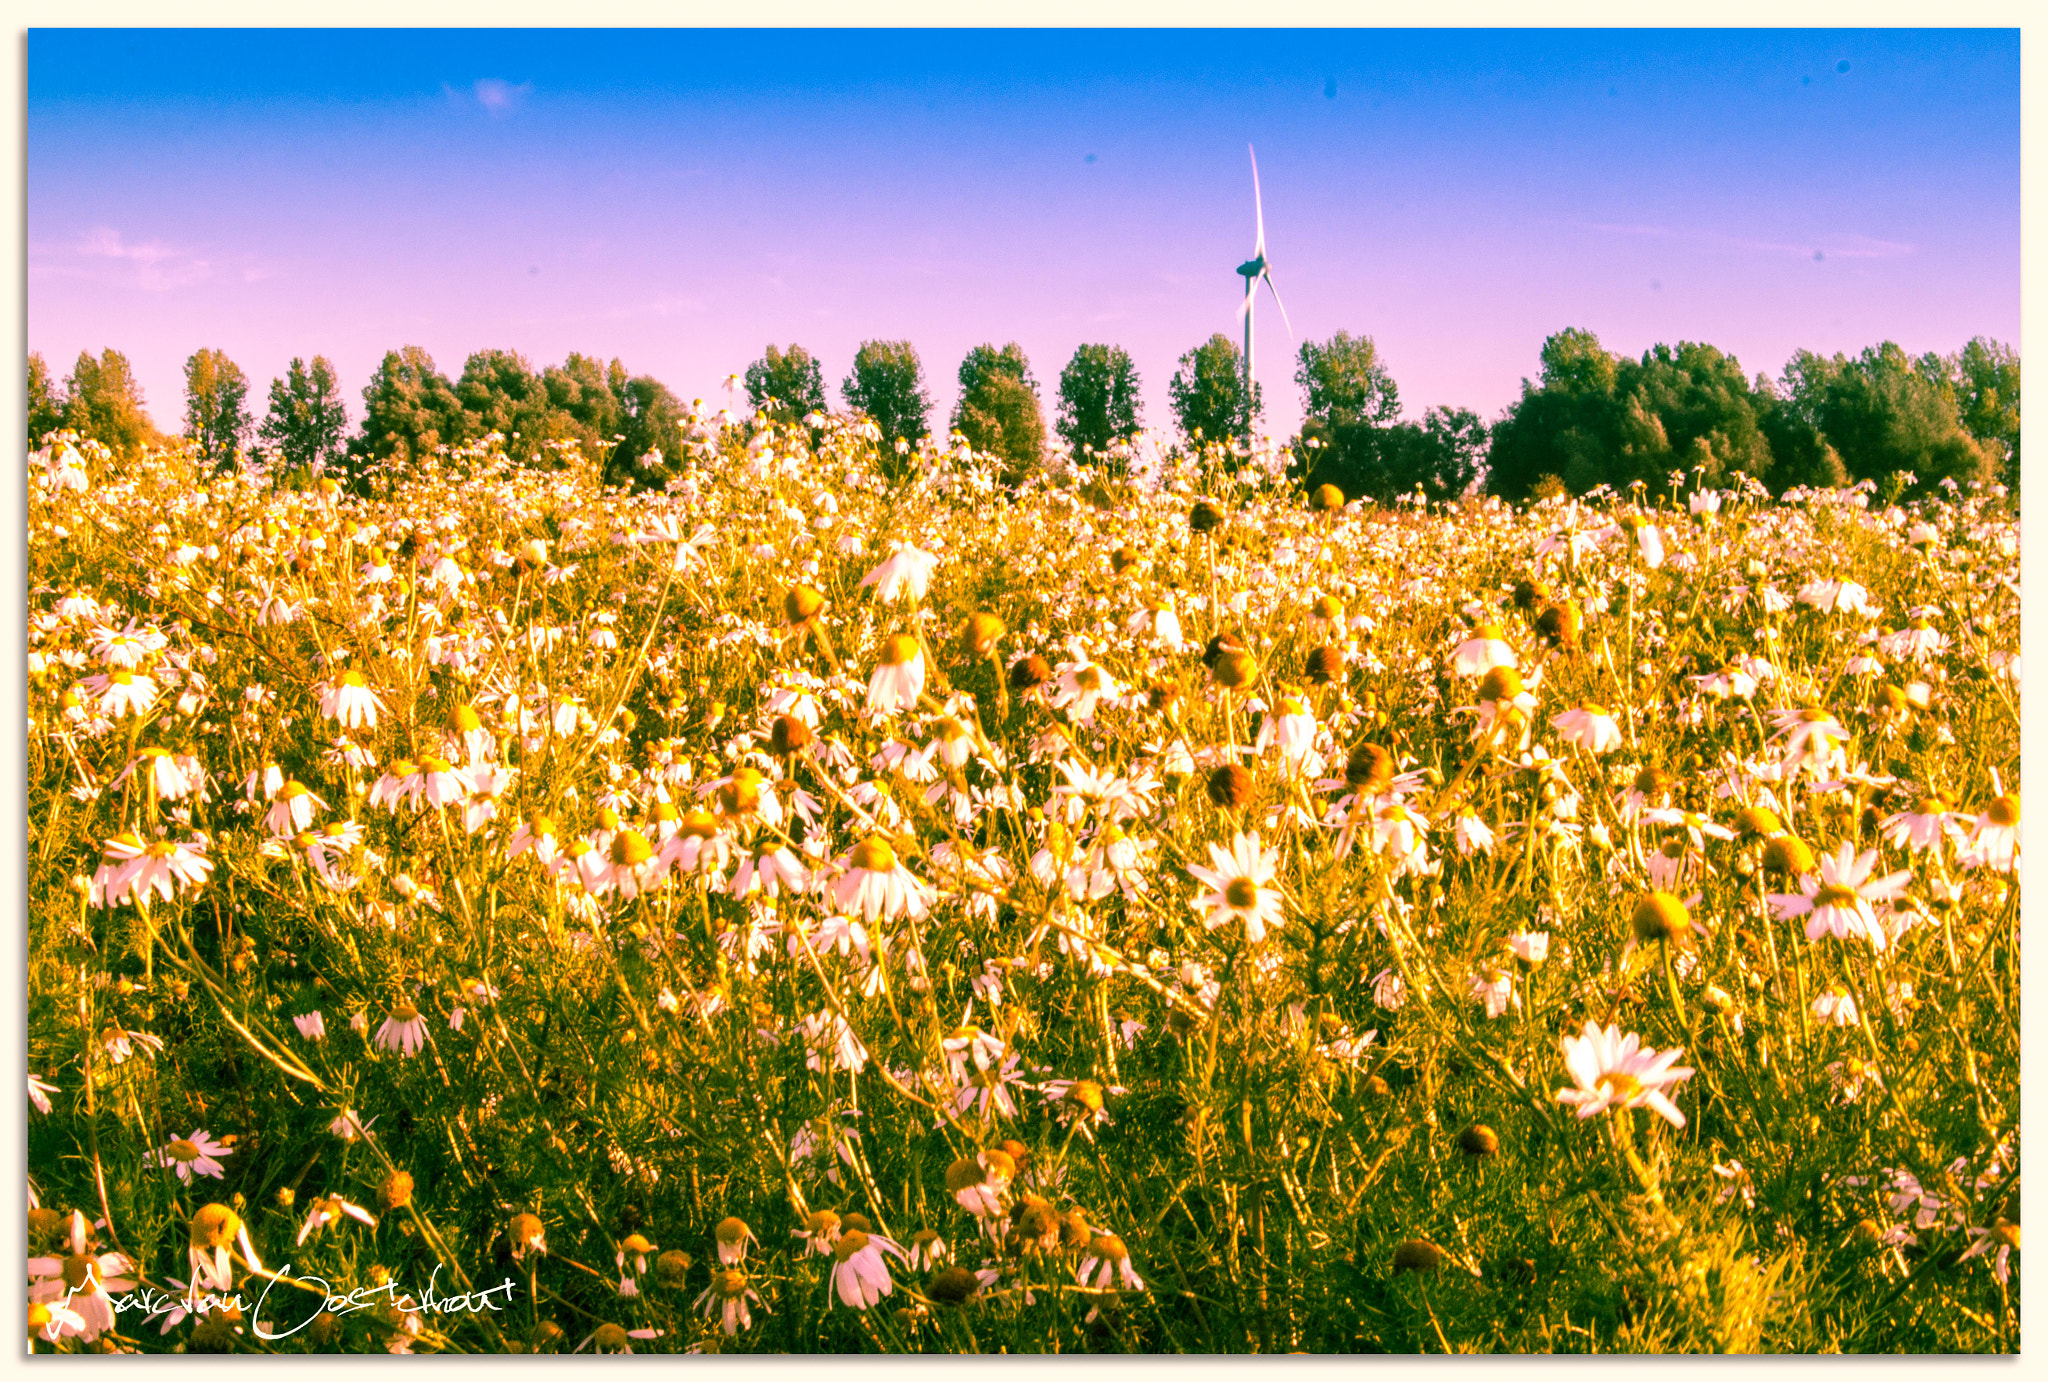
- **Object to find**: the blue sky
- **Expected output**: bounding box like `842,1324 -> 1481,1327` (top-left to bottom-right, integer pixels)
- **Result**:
27,28 -> 2019,443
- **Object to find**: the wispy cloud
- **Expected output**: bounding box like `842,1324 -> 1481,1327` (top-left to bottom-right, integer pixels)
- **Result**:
1575,220 -> 1915,261
445,78 -> 533,117
29,225 -> 223,291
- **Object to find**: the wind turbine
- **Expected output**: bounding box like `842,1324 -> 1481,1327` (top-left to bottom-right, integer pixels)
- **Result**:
1235,144 -> 1293,395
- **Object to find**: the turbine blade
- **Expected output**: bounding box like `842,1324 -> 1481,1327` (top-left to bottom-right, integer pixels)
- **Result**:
1263,269 -> 1294,340
1250,144 -> 1266,256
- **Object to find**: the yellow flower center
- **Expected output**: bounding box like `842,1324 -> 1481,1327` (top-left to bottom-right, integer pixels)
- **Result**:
1598,1071 -> 1643,1102
190,1203 -> 241,1248
1224,877 -> 1260,909
881,633 -> 922,667
609,830 -> 653,867
1813,885 -> 1860,910
388,1001 -> 419,1023
341,670 -> 368,688
168,1138 -> 203,1162
1989,794 -> 2020,827
851,836 -> 897,872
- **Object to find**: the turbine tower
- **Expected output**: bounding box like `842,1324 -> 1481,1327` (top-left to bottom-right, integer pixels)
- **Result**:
1235,144 -> 1293,394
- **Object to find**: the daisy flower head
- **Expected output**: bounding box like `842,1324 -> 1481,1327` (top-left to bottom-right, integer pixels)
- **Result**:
714,1215 -> 757,1265
187,1202 -> 256,1291
85,667 -> 159,717
146,1129 -> 233,1182
1556,1020 -> 1695,1128
945,1147 -> 1017,1219
1769,841 -> 1912,951
1186,831 -> 1284,943
833,834 -> 931,924
830,1229 -> 898,1310
99,833 -> 214,907
1077,1233 -> 1145,1292
1960,788 -> 2019,874
374,999 -> 430,1057
1051,660 -> 1121,725
1449,623 -> 1517,678
858,543 -> 940,603
318,668 -> 387,730
27,1211 -> 137,1343
264,780 -> 327,836
1551,702 -> 1623,754
868,634 -> 927,714
696,1267 -> 761,1336
296,1194 -> 378,1246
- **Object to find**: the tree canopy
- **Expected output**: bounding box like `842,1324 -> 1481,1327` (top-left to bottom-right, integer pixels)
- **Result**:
259,356 -> 350,479
951,343 -> 1045,477
842,340 -> 932,472
183,348 -> 254,469
745,344 -> 828,421
1169,334 -> 1260,444
59,349 -> 157,456
1055,343 -> 1144,461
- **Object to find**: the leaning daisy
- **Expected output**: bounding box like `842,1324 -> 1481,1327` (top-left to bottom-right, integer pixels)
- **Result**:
317,669 -> 387,730
1555,1020 -> 1695,1128
1768,841 -> 1913,951
858,544 -> 940,603
296,1193 -> 378,1245
829,1229 -> 900,1310
145,1129 -> 233,1182
374,999 -> 431,1057
833,835 -> 932,924
1186,832 -> 1285,943
867,634 -> 927,714
1550,702 -> 1623,754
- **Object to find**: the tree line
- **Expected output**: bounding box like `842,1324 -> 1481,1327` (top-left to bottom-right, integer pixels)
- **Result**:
29,326 -> 2018,500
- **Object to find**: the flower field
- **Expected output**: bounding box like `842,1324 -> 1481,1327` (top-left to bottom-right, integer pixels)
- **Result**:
25,422 -> 2020,1353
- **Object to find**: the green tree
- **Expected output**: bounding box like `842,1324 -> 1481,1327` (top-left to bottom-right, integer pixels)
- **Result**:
1299,405 -> 1487,504
1949,336 -> 2020,491
841,340 -> 932,465
1055,343 -> 1144,461
1488,329 -> 1795,500
183,348 -> 254,469
745,344 -> 828,421
544,352 -> 629,455
259,356 -> 350,478
27,353 -> 65,449
950,343 -> 1046,477
351,346 -> 470,476
1776,343 -> 1999,493
1169,333 -> 1260,444
607,375 -> 691,491
454,349 -> 582,463
1294,331 -> 1401,426
60,349 -> 157,455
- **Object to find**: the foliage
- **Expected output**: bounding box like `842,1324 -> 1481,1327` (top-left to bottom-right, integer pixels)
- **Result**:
28,352 -> 67,450
1773,344 -> 2001,495
1490,332 -> 1794,501
183,349 -> 255,470
1947,338 -> 2020,491
351,346 -> 471,480
746,344 -> 829,422
1169,333 -> 1260,444
842,340 -> 933,468
1055,344 -> 1144,462
59,348 -> 158,455
1299,405 -> 1489,504
951,342 -> 1046,478
258,356 -> 350,481
1294,331 -> 1401,427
